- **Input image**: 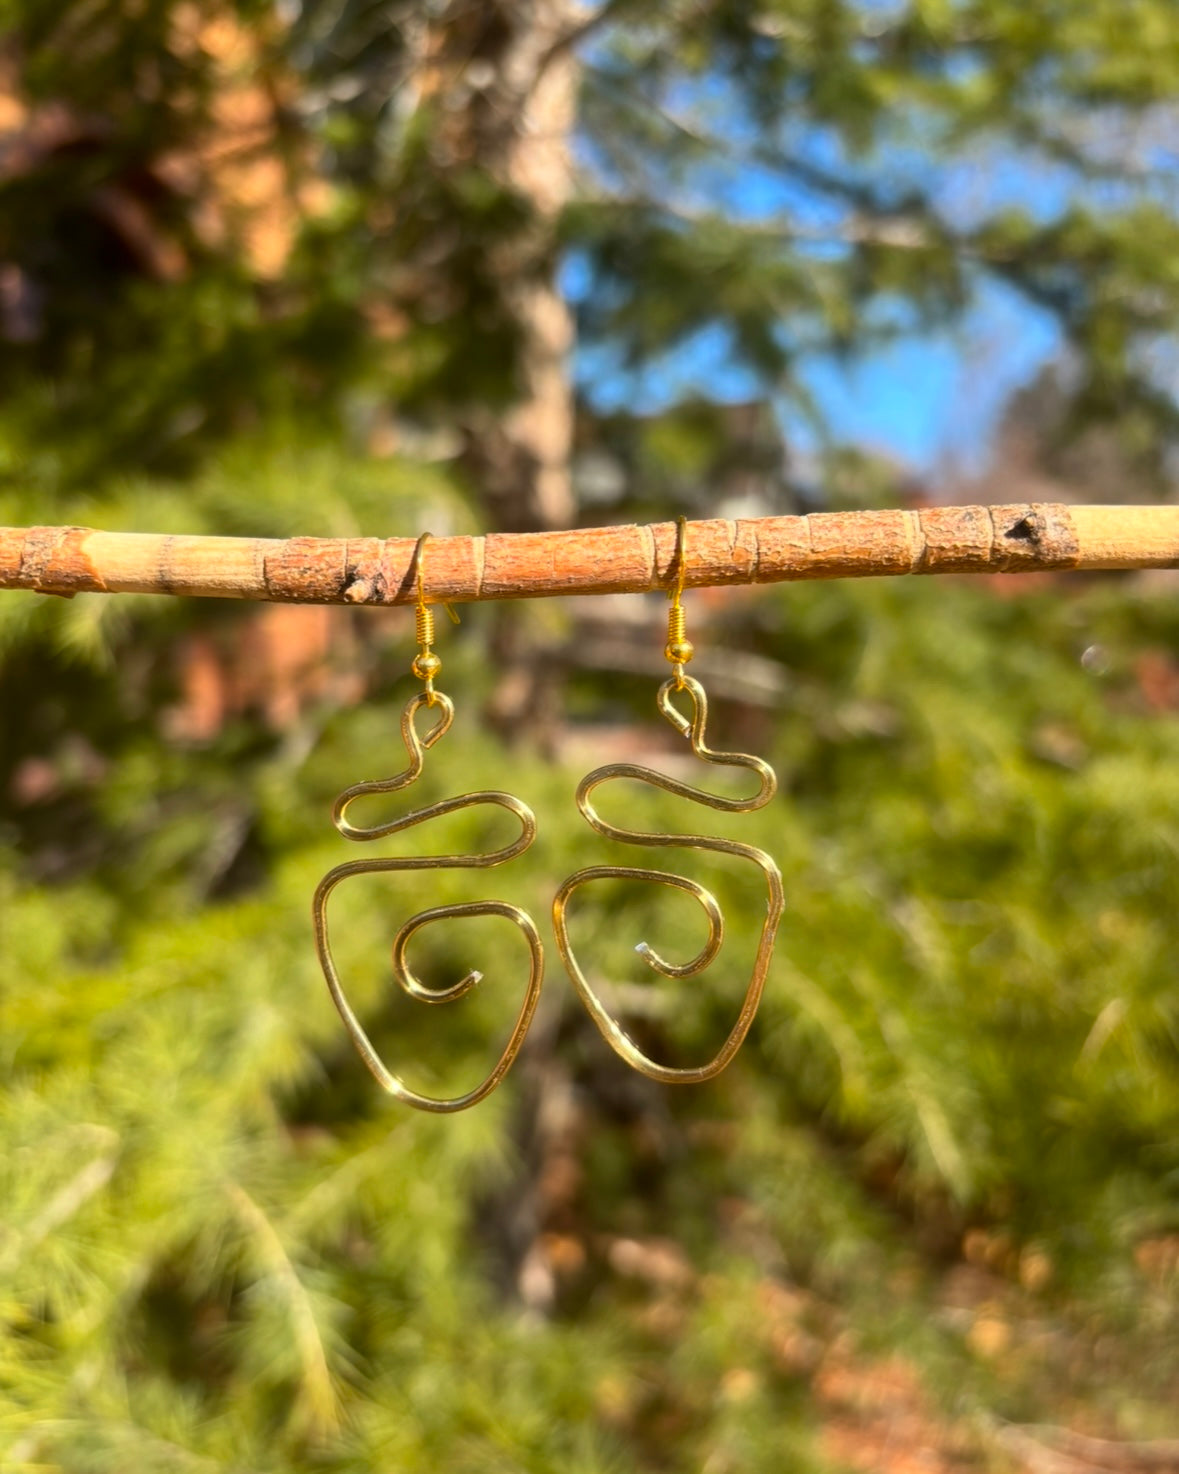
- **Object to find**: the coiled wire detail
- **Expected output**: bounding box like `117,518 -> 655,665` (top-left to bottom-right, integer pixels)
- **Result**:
312,535 -> 542,1112
552,674 -> 784,1083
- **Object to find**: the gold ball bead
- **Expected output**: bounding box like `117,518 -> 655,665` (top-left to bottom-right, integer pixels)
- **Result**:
412,652 -> 442,681
665,638 -> 695,664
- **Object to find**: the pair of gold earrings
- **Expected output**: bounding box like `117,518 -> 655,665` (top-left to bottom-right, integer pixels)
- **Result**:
312,521 -> 784,1112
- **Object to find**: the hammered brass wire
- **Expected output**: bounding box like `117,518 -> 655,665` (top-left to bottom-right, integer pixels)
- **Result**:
552,518 -> 784,1083
312,537 -> 542,1113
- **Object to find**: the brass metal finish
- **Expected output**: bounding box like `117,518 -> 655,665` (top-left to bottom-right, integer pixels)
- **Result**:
406,531 -> 459,704
664,515 -> 694,687
554,516 -> 783,1083
312,535 -> 542,1112
552,675 -> 784,1082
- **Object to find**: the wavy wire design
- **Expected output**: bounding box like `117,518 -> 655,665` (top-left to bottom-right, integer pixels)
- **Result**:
553,675 -> 785,1083
312,691 -> 543,1113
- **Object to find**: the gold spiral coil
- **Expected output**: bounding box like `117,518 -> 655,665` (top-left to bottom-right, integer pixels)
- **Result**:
313,542 -> 541,1111
415,600 -> 436,652
407,531 -> 459,702
552,674 -> 784,1083
664,601 -> 694,681
664,516 -> 694,685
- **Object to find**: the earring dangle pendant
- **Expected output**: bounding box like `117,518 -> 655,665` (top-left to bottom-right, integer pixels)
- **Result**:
552,518 -> 785,1083
312,533 -> 543,1112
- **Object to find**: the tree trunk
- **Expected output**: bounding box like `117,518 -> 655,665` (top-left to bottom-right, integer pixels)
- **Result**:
423,0 -> 579,535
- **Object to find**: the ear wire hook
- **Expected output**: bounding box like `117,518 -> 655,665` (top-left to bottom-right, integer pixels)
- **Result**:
664,516 -> 694,691
408,532 -> 460,707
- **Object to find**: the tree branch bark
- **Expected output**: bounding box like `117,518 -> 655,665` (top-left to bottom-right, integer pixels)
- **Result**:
2,505 -> 1177,604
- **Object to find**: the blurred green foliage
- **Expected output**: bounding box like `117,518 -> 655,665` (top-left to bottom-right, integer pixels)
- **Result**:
3,532 -> 1178,1467
7,0 -> 1179,489
3,1 -> 1179,1469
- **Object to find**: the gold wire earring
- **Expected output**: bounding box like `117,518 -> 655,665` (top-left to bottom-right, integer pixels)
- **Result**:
312,533 -> 543,1112
552,517 -> 785,1083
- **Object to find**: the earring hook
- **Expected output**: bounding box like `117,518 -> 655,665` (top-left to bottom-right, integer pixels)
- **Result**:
408,533 -> 459,705
670,515 -> 687,603
664,516 -> 694,690
409,530 -> 430,608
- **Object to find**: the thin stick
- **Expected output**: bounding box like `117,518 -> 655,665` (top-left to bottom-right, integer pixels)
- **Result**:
2,504 -> 1177,605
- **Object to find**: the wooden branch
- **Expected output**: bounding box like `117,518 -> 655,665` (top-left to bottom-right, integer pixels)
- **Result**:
1,504 -> 1177,605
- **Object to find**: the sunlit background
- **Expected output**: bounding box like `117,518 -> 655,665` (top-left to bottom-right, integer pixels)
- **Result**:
2,3 -> 1177,1470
